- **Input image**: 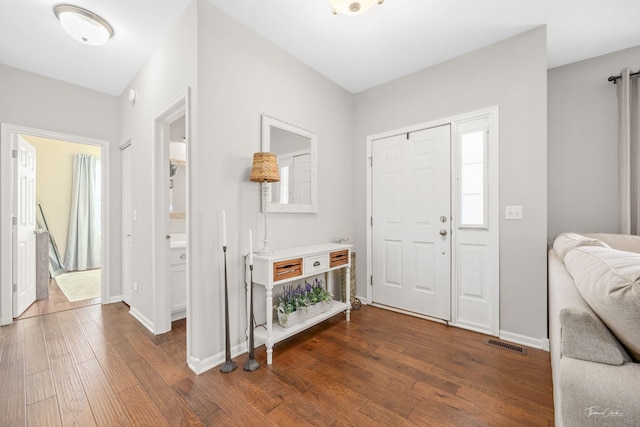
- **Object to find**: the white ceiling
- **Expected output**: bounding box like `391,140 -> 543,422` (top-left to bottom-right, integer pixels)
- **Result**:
1,0 -> 639,96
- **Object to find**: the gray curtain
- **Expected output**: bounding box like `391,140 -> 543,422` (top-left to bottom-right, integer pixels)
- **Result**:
617,68 -> 640,234
64,154 -> 101,271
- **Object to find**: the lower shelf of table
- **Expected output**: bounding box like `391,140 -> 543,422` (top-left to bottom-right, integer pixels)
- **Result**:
253,300 -> 349,346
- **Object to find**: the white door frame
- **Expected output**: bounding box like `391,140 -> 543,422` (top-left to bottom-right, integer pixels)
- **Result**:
151,89 -> 191,345
1,123 -> 110,325
365,106 -> 500,335
120,139 -> 132,305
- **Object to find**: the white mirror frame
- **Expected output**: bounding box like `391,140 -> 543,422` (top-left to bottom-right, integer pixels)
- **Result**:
261,114 -> 318,213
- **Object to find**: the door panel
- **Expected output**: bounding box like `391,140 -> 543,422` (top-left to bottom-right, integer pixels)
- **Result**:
13,136 -> 36,317
372,125 -> 451,320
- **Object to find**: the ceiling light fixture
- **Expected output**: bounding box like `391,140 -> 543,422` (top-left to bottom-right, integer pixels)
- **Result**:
54,4 -> 114,46
330,0 -> 384,15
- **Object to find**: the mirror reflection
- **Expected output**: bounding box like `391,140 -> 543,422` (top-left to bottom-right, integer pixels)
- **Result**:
270,127 -> 311,205
262,115 -> 318,213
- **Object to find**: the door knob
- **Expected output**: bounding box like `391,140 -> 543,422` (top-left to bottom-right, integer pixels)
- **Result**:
166,235 -> 171,240
439,229 -> 448,236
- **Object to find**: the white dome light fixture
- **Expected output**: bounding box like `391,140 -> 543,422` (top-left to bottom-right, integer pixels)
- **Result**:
330,0 -> 384,15
54,4 -> 114,46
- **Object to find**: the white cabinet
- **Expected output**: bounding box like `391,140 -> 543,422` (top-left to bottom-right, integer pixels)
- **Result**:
170,247 -> 186,321
251,243 -> 352,364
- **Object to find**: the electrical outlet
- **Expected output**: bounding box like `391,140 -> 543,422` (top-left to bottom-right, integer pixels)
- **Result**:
133,282 -> 138,292
505,205 -> 523,220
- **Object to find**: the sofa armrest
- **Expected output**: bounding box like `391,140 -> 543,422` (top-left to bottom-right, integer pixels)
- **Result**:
560,359 -> 640,426
561,308 -> 627,365
549,249 -> 629,365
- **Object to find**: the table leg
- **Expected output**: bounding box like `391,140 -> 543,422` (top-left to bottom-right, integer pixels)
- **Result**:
266,285 -> 273,365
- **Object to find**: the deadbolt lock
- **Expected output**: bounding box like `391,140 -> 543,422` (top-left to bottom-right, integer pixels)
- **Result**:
440,216 -> 448,223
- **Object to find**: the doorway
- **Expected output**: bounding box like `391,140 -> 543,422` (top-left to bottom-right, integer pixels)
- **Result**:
1,124 -> 110,325
150,90 -> 190,337
366,107 -> 500,336
18,135 -> 103,319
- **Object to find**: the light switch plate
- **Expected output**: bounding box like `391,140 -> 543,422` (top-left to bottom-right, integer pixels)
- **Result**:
505,205 -> 523,220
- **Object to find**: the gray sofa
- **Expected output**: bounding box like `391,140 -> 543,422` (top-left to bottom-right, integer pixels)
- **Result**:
549,233 -> 640,426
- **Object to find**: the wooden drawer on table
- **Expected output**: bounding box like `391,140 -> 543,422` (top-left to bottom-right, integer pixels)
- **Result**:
273,258 -> 303,282
330,250 -> 349,268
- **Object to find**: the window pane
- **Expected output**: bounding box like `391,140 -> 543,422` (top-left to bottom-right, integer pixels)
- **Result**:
459,128 -> 485,227
461,131 -> 483,164
461,195 -> 484,225
279,166 -> 289,204
461,163 -> 483,194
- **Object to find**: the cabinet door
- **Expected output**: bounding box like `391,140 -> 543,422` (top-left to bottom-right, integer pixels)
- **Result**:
170,249 -> 186,318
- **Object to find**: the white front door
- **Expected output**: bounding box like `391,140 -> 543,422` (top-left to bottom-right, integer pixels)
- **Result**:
372,125 -> 451,320
13,136 -> 36,317
121,143 -> 133,305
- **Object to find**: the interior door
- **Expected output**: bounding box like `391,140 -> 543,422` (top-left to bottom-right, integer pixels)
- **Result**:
372,125 -> 451,320
121,144 -> 133,304
13,136 -> 36,317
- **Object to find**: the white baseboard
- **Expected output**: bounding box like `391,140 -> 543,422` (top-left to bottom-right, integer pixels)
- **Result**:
355,295 -> 369,305
171,309 -> 186,322
500,330 -> 549,351
129,307 -> 154,334
188,342 -> 248,375
108,294 -> 123,304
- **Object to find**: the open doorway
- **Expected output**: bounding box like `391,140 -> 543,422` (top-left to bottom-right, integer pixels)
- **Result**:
0,124 -> 110,325
149,90 -> 190,339
17,135 -> 103,319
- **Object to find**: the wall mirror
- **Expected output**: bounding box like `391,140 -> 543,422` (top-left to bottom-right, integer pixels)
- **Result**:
261,114 -> 318,213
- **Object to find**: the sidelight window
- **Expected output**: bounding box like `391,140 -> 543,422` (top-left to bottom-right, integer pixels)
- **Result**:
458,121 -> 488,228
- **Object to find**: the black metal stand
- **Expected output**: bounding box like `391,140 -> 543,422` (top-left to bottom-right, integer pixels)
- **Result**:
220,246 -> 237,373
244,264 -> 259,371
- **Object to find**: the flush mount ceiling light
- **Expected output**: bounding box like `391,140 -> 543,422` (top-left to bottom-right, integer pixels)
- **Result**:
54,4 -> 114,46
330,0 -> 384,15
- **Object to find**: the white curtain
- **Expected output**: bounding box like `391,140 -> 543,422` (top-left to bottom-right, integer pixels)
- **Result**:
617,68 -> 640,234
64,154 -> 101,271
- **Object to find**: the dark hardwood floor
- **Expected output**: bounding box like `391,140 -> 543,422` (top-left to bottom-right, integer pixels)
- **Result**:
0,303 -> 554,426
17,277 -> 101,320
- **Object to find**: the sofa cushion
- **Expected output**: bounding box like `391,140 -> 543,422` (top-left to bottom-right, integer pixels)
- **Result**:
553,233 -> 609,261
584,233 -> 640,254
565,246 -> 640,362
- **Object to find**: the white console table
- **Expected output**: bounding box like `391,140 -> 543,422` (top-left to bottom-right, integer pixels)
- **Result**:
250,243 -> 352,364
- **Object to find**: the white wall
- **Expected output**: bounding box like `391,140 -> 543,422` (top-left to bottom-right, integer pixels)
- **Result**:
193,0 -> 355,364
118,1 -> 198,329
0,64 -> 120,319
548,45 -> 640,240
353,27 -> 548,343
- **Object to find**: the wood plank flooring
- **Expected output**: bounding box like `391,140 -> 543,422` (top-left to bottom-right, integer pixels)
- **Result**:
17,278 -> 100,320
0,303 -> 554,426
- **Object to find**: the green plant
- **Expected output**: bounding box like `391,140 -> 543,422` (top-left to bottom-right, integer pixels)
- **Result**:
277,278 -> 332,314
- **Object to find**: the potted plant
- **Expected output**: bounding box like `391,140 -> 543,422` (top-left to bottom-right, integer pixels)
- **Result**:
276,278 -> 332,328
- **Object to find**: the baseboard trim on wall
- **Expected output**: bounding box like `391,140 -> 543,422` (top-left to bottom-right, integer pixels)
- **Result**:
355,295 -> 368,305
108,295 -> 123,304
188,342 -> 248,375
129,307 -> 154,334
500,330 -> 549,351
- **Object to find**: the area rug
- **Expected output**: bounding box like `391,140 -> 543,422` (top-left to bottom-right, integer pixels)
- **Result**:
55,269 -> 101,302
